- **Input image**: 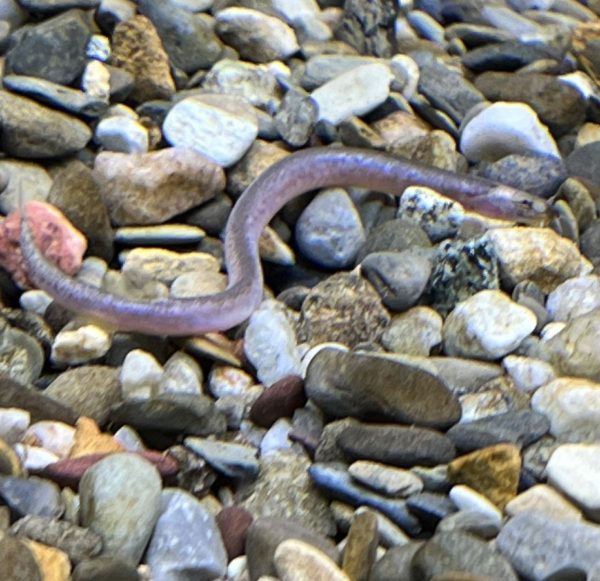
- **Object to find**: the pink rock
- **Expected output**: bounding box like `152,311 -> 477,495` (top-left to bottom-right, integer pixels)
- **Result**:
0,201 -> 87,288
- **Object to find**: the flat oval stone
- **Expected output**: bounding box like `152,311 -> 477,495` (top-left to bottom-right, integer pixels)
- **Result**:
337,423 -> 456,468
446,410 -> 549,453
305,348 -> 461,429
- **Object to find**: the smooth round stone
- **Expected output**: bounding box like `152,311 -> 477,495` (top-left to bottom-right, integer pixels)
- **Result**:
94,115 -> 149,153
249,375 -> 306,429
541,310 -> 600,381
120,349 -> 163,400
24,421 -> 75,458
449,485 -> 502,526
0,476 -> 63,518
505,484 -> 582,522
214,7 -> 299,63
567,141 -> 600,187
295,188 -> 365,268
245,516 -> 339,581
311,62 -> 392,125
184,436 -> 259,480
532,378 -> 600,442
305,348 -> 460,429
546,444 -> 600,521
79,453 -> 162,565
275,538 -> 350,581
244,300 -> 302,386
45,366 -> 121,425
443,290 -> 537,360
207,366 -> 253,399
298,272 -> 390,347
501,355 -> 556,393
337,423 -> 456,468
446,410 -> 549,453
361,248 -> 434,312
0,408 -> 29,444
474,72 -> 586,137
348,460 -> 424,498
460,101 -> 559,162
158,351 -> 203,396
412,531 -> 518,580
496,511 -> 600,580
72,556 -> 140,581
163,94 -> 258,167
485,227 -> 592,294
380,306 -> 442,356
546,275 -> 600,322
137,0 -> 222,73
145,488 -> 227,580
202,58 -> 281,111
0,321 -> 44,385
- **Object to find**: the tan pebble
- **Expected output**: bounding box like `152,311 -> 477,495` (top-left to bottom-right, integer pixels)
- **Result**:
25,539 -> 70,581
447,443 -> 521,509
274,538 -> 350,581
69,417 -> 124,457
342,510 -> 379,581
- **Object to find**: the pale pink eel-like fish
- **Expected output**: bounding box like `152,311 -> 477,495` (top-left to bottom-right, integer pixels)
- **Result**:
20,147 -> 553,336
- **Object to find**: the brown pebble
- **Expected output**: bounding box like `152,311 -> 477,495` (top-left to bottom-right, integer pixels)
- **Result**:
342,510 -> 379,581
33,451 -> 179,490
216,505 -> 254,560
249,375 -> 306,428
447,444 -> 521,509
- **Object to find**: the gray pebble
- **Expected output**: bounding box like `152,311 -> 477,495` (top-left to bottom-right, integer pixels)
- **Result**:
296,187 -> 366,268
0,90 -> 91,158
497,511 -> 600,579
79,453 -> 162,565
185,436 -> 259,480
145,488 -> 228,580
361,248 -> 433,311
6,8 -> 91,84
0,475 -> 63,518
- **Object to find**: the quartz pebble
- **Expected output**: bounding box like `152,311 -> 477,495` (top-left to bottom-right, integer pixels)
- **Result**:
443,290 -> 537,360
460,102 -> 559,162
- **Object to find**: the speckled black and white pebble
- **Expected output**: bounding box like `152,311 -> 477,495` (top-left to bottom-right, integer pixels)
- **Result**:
1,0 -> 600,579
